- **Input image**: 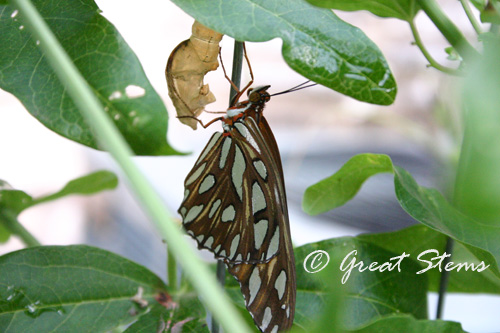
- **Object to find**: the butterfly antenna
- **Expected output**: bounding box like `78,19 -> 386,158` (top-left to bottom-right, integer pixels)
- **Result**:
270,80 -> 317,97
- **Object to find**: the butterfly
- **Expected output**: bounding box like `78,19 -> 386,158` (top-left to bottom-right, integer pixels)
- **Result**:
178,84 -> 297,332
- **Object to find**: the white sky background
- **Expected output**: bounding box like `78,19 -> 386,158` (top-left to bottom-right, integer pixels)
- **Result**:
0,0 -> 499,331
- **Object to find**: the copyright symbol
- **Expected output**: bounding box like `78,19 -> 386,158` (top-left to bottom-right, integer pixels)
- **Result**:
303,250 -> 330,273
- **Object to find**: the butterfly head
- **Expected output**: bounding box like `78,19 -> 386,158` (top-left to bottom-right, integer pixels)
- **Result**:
247,85 -> 271,104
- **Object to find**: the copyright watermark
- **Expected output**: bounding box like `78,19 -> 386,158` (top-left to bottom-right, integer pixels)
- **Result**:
303,248 -> 489,284
303,250 -> 330,273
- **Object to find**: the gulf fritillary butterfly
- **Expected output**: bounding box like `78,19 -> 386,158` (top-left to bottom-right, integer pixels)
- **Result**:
178,50 -> 313,331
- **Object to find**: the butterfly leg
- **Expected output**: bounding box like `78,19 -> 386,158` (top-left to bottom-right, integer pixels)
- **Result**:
176,115 -> 224,129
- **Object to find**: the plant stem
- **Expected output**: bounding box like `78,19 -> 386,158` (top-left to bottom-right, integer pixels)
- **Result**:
435,237 -> 454,319
229,41 -> 244,103
409,21 -> 462,75
211,40 -> 245,333
0,210 -> 41,247
417,0 -> 480,62
11,1 -> 251,332
459,0 -> 483,34
167,247 -> 178,290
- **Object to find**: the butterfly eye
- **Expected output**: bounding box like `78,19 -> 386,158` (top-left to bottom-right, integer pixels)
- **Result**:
248,90 -> 261,103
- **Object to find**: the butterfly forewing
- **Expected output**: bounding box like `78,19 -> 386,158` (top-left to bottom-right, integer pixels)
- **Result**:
179,118 -> 282,264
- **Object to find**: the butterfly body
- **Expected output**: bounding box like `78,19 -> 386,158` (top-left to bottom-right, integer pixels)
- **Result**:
179,86 -> 295,332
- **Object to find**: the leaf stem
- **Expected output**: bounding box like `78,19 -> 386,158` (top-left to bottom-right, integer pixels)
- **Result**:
409,20 -> 463,75
435,237 -> 454,319
459,0 -> 483,34
10,1 -> 251,332
0,210 -> 41,247
417,0 -> 480,62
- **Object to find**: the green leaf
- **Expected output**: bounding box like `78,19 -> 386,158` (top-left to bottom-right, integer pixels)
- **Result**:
0,0 -> 179,156
303,154 -> 393,215
394,166 -> 500,270
297,238 -> 427,330
0,189 -> 33,215
226,237 -> 427,330
0,171 -> 117,215
470,0 -> 487,11
350,314 -> 464,333
0,223 -> 10,243
171,0 -> 397,105
0,245 -> 167,332
306,0 -> 420,21
359,225 -> 500,294
30,170 -> 118,207
480,4 -> 500,28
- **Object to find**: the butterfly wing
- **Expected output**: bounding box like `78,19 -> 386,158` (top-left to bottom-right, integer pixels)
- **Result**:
178,121 -> 283,264
178,109 -> 296,332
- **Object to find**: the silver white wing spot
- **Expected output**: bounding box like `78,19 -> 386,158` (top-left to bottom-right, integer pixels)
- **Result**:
204,236 -> 214,248
260,307 -> 272,332
219,137 -> 232,169
198,174 -> 215,194
254,219 -> 268,250
230,234 -> 240,258
252,182 -> 266,214
231,145 -> 245,201
253,159 -> 267,180
221,205 -> 236,222
209,199 -> 222,219
184,205 -> 204,223
266,226 -> 280,260
235,122 -> 260,153
179,207 -> 187,217
248,266 -> 261,305
274,270 -> 287,300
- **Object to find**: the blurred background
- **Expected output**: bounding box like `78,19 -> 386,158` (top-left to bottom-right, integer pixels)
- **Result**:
0,0 -> 498,331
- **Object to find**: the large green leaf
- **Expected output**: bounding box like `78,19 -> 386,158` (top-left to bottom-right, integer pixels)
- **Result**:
171,0 -> 397,105
307,0 -> 420,22
350,314 -> 464,333
394,166 -> 500,272
359,224 -> 500,294
225,237 -> 427,331
0,245 -> 167,332
0,0 -> 178,156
